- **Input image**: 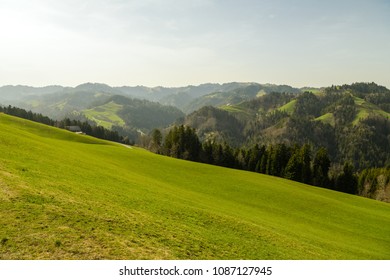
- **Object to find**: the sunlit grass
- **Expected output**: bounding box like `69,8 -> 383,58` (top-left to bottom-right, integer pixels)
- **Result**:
0,113 -> 389,259
83,101 -> 125,129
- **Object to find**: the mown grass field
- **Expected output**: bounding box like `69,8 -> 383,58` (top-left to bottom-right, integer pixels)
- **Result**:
0,113 -> 389,259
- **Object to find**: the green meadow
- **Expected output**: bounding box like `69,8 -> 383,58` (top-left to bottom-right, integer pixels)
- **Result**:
278,99 -> 296,114
352,96 -> 390,125
83,101 -> 125,129
0,113 -> 389,259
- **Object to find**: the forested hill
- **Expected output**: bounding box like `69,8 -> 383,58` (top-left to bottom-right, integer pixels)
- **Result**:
183,83 -> 301,113
183,82 -> 390,170
83,95 -> 185,134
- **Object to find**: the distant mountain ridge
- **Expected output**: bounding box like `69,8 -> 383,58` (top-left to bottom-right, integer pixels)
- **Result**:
0,85 -> 66,101
0,82 -> 302,111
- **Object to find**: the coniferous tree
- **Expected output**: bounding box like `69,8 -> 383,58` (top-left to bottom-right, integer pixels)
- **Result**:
266,145 -> 275,175
259,149 -> 268,174
301,144 -> 312,184
313,147 -> 331,188
248,144 -> 261,171
335,162 -> 358,194
284,152 -> 303,182
149,129 -> 163,153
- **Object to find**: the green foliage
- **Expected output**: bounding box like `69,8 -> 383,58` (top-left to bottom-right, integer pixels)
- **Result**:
149,129 -> 163,153
266,144 -> 290,177
358,168 -> 390,202
185,106 -> 244,146
284,153 -> 303,182
0,105 -> 55,126
313,148 -> 331,188
300,144 -> 312,184
112,95 -> 184,132
293,92 -> 322,117
163,125 -> 201,161
335,163 -> 358,194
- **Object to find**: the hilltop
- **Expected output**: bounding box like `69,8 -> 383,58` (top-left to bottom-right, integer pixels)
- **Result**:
0,113 -> 389,259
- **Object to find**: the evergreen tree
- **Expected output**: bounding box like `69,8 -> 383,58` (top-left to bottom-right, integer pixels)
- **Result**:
335,162 -> 358,194
149,129 -> 163,153
284,152 -> 303,182
202,141 -> 214,164
259,149 -> 268,174
300,144 -> 312,184
163,125 -> 201,162
266,145 -> 274,175
248,144 -> 261,171
313,147 -> 331,187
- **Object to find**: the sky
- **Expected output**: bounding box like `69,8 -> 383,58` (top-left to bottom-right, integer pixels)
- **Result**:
0,0 -> 389,88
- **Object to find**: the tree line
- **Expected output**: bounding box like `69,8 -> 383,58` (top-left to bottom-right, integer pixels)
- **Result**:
144,125 -> 367,196
0,105 -> 129,144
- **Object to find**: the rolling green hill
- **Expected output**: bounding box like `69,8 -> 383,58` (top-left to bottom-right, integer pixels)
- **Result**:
0,113 -> 389,259
82,101 -> 125,129
83,95 -> 185,133
352,96 -> 390,125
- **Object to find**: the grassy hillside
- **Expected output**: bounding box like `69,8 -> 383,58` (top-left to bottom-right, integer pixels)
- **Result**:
0,113 -> 389,259
83,101 -> 125,129
277,99 -> 296,114
352,96 -> 390,125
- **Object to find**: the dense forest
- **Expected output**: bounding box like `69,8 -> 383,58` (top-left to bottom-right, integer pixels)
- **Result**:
184,83 -> 390,170
142,124 -> 389,202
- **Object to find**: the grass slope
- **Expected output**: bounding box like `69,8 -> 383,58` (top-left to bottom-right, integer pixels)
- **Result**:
315,113 -> 335,126
82,101 -> 125,129
353,96 -> 390,125
278,99 -> 296,114
1,113 -> 390,260
314,97 -> 390,127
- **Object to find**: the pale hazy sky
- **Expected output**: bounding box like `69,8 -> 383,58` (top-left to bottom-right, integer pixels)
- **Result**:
0,0 -> 389,88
